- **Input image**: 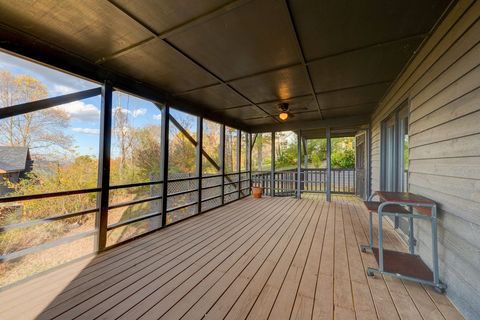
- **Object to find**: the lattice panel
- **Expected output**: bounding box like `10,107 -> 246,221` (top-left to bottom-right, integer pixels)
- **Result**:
201,197 -> 222,212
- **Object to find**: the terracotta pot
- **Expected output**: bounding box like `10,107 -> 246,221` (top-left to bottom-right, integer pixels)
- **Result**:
252,186 -> 263,198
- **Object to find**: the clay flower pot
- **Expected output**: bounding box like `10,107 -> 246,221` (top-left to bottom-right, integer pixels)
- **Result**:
252,186 -> 263,198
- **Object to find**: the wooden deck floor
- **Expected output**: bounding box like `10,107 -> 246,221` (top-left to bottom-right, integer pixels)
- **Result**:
0,195 -> 463,320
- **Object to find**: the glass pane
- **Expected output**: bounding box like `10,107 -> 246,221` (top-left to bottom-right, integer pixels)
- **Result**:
167,109 -> 198,225
0,53 -> 98,286
107,92 -> 163,246
110,92 -> 162,185
331,138 -> 355,169
240,132 -> 248,172
168,109 -> 197,178
385,124 -> 395,191
201,120 -> 222,212
225,127 -> 238,173
202,119 -> 221,175
275,131 -> 297,171
305,138 -> 326,169
401,117 -> 409,192
251,133 -> 271,172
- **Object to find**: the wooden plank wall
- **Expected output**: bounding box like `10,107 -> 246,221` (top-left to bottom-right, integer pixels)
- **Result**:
369,1 -> 480,319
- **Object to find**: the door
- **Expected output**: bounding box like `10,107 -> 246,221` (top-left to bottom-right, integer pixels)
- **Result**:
355,132 -> 366,199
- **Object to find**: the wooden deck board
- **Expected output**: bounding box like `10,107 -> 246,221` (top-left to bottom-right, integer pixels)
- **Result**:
0,195 -> 464,320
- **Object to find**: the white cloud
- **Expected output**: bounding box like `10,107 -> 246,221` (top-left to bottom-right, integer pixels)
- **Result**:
132,108 -> 147,117
52,84 -> 76,96
153,114 -> 162,120
114,106 -> 147,118
56,101 -> 100,122
72,127 -> 100,135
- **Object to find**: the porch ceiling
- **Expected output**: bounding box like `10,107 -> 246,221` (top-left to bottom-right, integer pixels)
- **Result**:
0,0 -> 451,131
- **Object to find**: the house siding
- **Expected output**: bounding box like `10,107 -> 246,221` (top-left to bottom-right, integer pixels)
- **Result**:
370,1 -> 480,319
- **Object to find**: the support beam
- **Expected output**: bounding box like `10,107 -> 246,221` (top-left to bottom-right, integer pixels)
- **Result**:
296,130 -> 301,199
220,124 -> 226,205
271,132 -> 275,197
95,83 -> 113,252
251,133 -> 258,151
160,105 -> 170,226
169,114 -> 239,192
302,136 -> 308,155
196,117 -> 203,214
326,127 -> 332,202
169,114 -> 221,171
0,88 -> 101,119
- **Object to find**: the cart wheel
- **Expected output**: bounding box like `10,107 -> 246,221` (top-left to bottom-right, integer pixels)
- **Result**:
367,269 -> 375,277
434,286 -> 446,294
361,247 -> 367,253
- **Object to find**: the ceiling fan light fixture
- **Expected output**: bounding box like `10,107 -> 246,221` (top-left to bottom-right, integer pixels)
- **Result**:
278,102 -> 290,121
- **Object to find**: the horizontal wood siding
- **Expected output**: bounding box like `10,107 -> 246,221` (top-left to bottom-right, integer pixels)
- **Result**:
370,1 -> 480,319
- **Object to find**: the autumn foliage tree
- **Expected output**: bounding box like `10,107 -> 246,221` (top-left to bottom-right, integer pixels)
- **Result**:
0,71 -> 72,154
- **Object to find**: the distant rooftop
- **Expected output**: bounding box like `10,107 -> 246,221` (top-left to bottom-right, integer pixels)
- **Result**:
0,146 -> 30,172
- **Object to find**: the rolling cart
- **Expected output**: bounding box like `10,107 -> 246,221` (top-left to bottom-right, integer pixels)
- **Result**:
361,191 -> 446,294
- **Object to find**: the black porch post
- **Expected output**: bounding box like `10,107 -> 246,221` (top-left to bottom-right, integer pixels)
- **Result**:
160,105 -> 170,226
326,127 -> 332,202
271,132 -> 275,197
297,130 -> 301,199
220,124 -> 225,205
95,82 -> 113,252
196,117 -> 203,213
248,133 -> 252,195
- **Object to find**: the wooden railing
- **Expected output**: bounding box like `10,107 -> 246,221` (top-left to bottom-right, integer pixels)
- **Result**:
251,168 -> 355,196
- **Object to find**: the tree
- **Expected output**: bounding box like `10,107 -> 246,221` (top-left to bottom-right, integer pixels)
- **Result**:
113,94 -> 134,175
0,71 -> 72,153
252,133 -> 272,172
168,124 -> 196,175
131,125 -> 161,180
331,138 -> 355,168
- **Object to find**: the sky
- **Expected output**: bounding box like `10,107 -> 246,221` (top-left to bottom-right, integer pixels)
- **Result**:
0,51 -> 194,157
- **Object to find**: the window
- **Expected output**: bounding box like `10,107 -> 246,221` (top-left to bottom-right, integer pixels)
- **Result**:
201,120 -> 222,211
381,102 -> 409,192
381,102 -> 409,233
107,92 -> 163,246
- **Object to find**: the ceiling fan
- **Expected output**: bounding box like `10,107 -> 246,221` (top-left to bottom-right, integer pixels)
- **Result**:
278,102 -> 293,121
277,102 -> 310,120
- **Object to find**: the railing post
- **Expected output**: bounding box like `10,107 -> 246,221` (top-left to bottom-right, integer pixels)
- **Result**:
248,133 -> 252,195
237,130 -> 241,199
160,105 -> 170,226
326,127 -> 331,202
303,138 -> 307,192
271,132 -> 275,197
96,82 -> 113,252
297,130 -> 301,199
196,117 -> 203,214
220,124 -> 225,205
